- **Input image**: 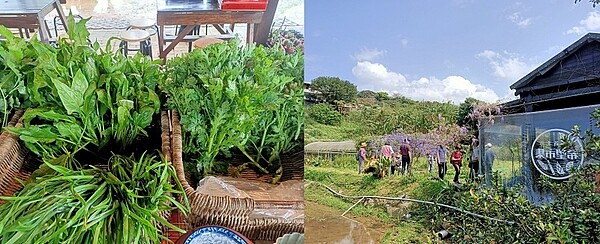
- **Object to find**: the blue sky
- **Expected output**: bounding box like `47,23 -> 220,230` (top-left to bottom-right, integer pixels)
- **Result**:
304,0 -> 600,104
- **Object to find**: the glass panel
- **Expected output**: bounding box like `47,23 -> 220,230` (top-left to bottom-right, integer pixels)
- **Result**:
480,104 -> 600,204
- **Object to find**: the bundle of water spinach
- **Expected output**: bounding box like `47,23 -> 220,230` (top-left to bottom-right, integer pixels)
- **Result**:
0,152 -> 188,244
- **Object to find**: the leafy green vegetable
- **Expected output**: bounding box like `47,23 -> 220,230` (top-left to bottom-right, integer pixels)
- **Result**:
164,40 -> 256,175
162,39 -> 303,181
0,26 -> 32,127
3,14 -> 162,163
0,152 -> 189,244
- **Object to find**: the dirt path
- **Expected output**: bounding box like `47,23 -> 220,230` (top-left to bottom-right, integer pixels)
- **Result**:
305,201 -> 392,244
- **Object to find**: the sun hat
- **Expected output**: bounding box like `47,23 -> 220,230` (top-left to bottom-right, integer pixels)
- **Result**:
360,142 -> 367,147
485,143 -> 492,148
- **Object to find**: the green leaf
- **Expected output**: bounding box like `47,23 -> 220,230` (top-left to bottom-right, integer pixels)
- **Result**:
66,14 -> 91,47
72,70 -> 89,98
6,126 -> 58,143
22,108 -> 74,125
55,122 -> 83,143
0,25 -> 15,40
52,77 -> 83,115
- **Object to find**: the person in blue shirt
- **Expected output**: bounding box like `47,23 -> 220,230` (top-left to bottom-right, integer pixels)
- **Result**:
437,145 -> 448,180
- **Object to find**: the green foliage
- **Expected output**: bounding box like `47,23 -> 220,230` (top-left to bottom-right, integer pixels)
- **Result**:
4,15 -> 161,165
267,28 -> 304,54
413,165 -> 600,243
0,26 -> 31,128
304,160 -> 447,242
375,91 -> 389,101
0,15 -> 189,244
310,76 -> 357,104
0,152 -> 189,244
304,115 -> 362,145
306,97 -> 459,145
568,108 -> 600,159
304,154 -> 356,170
307,103 -> 341,125
163,40 -> 303,179
456,97 -> 481,130
357,90 -> 377,99
349,99 -> 458,135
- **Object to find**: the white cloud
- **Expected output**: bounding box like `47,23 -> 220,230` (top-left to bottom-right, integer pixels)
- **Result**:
568,11 -> 600,35
508,12 -> 532,28
351,61 -> 499,104
477,50 -> 535,82
352,48 -> 386,61
499,89 -> 519,103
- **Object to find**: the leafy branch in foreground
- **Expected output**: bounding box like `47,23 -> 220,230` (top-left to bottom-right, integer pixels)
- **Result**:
413,165 -> 600,243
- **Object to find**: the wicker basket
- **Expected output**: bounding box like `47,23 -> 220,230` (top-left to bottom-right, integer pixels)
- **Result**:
243,209 -> 305,241
167,110 -> 255,229
164,110 -> 305,242
0,110 -> 37,205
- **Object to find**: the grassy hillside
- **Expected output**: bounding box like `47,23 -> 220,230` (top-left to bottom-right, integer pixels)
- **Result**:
305,98 -> 459,145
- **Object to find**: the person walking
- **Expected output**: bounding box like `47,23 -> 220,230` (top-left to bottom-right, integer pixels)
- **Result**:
399,139 -> 412,175
437,145 -> 447,180
357,142 -> 368,174
381,142 -> 394,177
450,145 -> 463,184
469,140 -> 480,182
484,143 -> 495,185
427,153 -> 435,173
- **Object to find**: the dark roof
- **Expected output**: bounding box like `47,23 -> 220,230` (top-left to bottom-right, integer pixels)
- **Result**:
510,32 -> 600,91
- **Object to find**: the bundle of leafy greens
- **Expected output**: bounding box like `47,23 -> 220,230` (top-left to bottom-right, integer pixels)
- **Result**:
0,28 -> 33,128
0,152 -> 188,244
0,16 -> 188,243
2,15 -> 161,165
162,39 -> 303,182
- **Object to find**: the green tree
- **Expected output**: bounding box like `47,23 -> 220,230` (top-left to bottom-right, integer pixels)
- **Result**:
307,103 -> 342,125
310,76 -> 357,104
375,91 -> 390,101
457,97 -> 482,130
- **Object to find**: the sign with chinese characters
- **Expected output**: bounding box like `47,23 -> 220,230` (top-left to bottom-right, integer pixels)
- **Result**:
531,129 -> 584,180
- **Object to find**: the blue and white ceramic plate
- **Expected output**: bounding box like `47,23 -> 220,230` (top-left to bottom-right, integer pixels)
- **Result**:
181,225 -> 250,244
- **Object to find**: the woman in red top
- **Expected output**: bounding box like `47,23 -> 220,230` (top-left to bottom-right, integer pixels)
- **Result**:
450,145 -> 463,184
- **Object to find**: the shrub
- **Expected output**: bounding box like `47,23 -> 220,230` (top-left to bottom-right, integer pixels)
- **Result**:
308,103 -> 341,125
412,165 -> 600,243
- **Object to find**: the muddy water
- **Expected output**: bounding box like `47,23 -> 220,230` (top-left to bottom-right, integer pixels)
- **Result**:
305,201 -> 385,244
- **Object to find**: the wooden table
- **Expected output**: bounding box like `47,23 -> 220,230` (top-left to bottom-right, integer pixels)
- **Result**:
156,0 -> 265,62
0,0 -> 68,43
